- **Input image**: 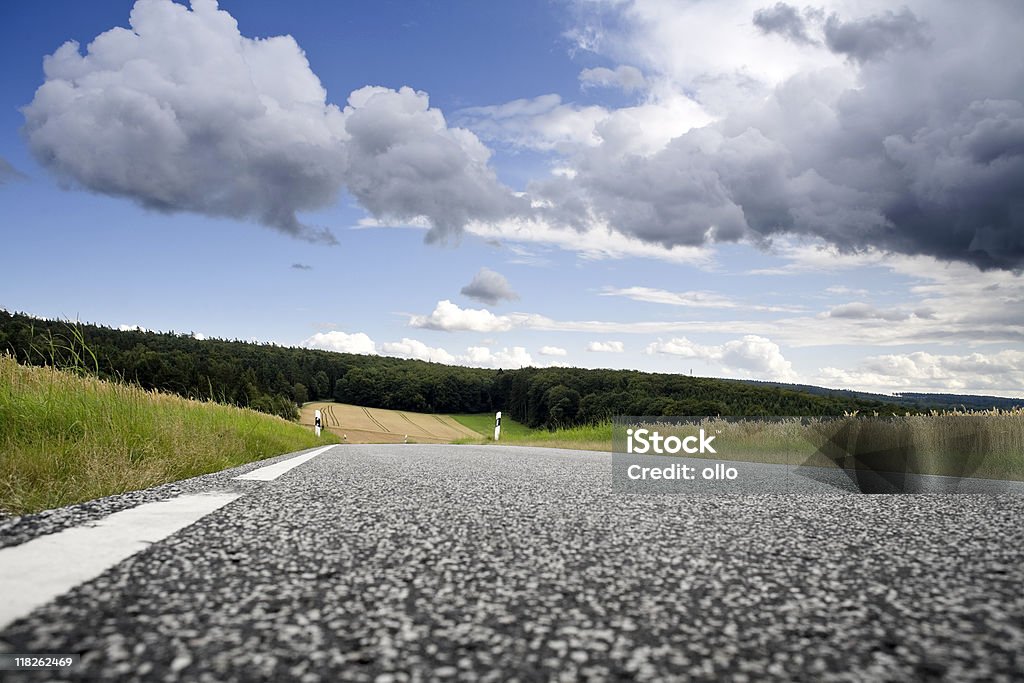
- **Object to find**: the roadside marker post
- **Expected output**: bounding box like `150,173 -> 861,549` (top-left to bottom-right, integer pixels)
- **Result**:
314,409 -> 322,437
494,411 -> 501,441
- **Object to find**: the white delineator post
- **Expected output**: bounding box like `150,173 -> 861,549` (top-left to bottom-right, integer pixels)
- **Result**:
314,409 -> 322,437
494,411 -> 502,441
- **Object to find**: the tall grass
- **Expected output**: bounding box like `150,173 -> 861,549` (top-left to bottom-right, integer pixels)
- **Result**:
455,410 -> 1024,480
621,413 -> 1024,481
0,354 -> 336,516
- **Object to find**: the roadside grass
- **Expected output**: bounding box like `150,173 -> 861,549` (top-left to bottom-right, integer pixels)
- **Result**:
450,411 -> 1023,481
451,414 -> 612,451
450,413 -> 539,441
0,354 -> 337,516
630,414 -> 1024,481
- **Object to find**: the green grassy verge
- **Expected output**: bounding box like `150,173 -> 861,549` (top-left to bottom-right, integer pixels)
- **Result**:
450,413 -> 540,441
0,354 -> 338,516
451,414 -> 612,451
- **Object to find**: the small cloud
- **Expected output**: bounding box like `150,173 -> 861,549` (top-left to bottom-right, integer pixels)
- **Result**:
380,338 -> 457,364
825,285 -> 869,297
578,65 -> 647,93
753,3 -> 817,45
409,300 -> 513,333
118,324 -> 150,332
539,345 -> 568,357
0,157 -> 26,185
824,8 -> 929,63
302,331 -> 378,355
291,263 -> 313,271
827,302 -> 909,322
460,267 -> 520,305
586,341 -> 625,353
462,346 -> 534,369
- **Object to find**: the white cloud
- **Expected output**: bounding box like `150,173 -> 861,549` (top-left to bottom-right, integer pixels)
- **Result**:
23,0 -> 521,244
602,286 -> 803,312
408,299 -> 513,333
464,217 -> 715,266
456,89 -> 710,157
357,214 -> 715,265
825,285 -> 869,296
579,65 -> 647,92
586,341 -> 625,353
379,338 -> 456,364
300,331 -> 541,369
302,331 -> 378,355
551,1 -> 1024,269
118,324 -> 150,332
462,346 -> 535,369
646,335 -> 798,381
818,350 -> 1024,398
456,94 -> 608,151
539,345 -> 568,356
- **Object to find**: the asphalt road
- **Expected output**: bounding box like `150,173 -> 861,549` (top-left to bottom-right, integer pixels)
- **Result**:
1,445 -> 1022,682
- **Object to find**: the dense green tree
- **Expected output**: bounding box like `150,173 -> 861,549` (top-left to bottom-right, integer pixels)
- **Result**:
293,382 -> 309,405
0,310 -> 936,426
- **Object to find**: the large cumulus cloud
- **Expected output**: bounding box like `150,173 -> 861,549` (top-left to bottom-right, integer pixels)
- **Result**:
534,1 -> 1024,269
22,0 -> 520,243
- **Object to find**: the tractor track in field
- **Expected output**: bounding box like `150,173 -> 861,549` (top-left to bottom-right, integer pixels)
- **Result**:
363,406 -> 390,433
400,411 -> 439,438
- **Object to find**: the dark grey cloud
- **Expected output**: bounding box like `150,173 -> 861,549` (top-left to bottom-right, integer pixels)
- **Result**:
341,87 -> 528,242
460,267 -> 519,305
22,0 -> 520,245
753,3 -> 815,45
291,263 -> 313,270
824,7 -> 929,63
535,3 -> 1024,270
828,303 -> 909,322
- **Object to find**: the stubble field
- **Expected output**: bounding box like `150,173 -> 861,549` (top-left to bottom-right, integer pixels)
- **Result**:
300,401 -> 481,444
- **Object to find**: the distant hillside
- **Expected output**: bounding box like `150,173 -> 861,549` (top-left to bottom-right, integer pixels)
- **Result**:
738,380 -> 1023,412
1,309 -> 906,429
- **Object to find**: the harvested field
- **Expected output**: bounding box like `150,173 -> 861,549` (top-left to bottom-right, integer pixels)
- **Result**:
300,402 -> 481,444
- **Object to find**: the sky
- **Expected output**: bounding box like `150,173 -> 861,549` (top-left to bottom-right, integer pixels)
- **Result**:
1,0 -> 1023,397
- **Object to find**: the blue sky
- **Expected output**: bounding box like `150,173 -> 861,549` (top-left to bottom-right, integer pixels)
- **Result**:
1,0 -> 1023,397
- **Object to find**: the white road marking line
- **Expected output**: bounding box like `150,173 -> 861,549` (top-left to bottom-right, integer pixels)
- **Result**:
234,445 -> 336,481
0,491 -> 241,630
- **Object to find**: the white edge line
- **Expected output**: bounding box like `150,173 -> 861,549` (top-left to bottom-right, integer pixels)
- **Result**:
234,445 -> 336,481
0,491 -> 241,631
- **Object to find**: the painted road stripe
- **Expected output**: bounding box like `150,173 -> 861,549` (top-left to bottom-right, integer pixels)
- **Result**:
0,491 -> 241,630
234,445 -> 336,481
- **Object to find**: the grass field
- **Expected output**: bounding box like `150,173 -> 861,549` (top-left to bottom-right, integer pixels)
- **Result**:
0,354 -> 337,516
451,414 -> 612,451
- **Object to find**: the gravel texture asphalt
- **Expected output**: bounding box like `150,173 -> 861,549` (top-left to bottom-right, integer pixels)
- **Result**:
1,444 -> 1022,682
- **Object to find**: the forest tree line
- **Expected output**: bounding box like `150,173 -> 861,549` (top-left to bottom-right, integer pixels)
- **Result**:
0,310 -> 904,428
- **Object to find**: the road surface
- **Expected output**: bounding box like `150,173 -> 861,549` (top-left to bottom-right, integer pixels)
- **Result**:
1,445 -> 1022,681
